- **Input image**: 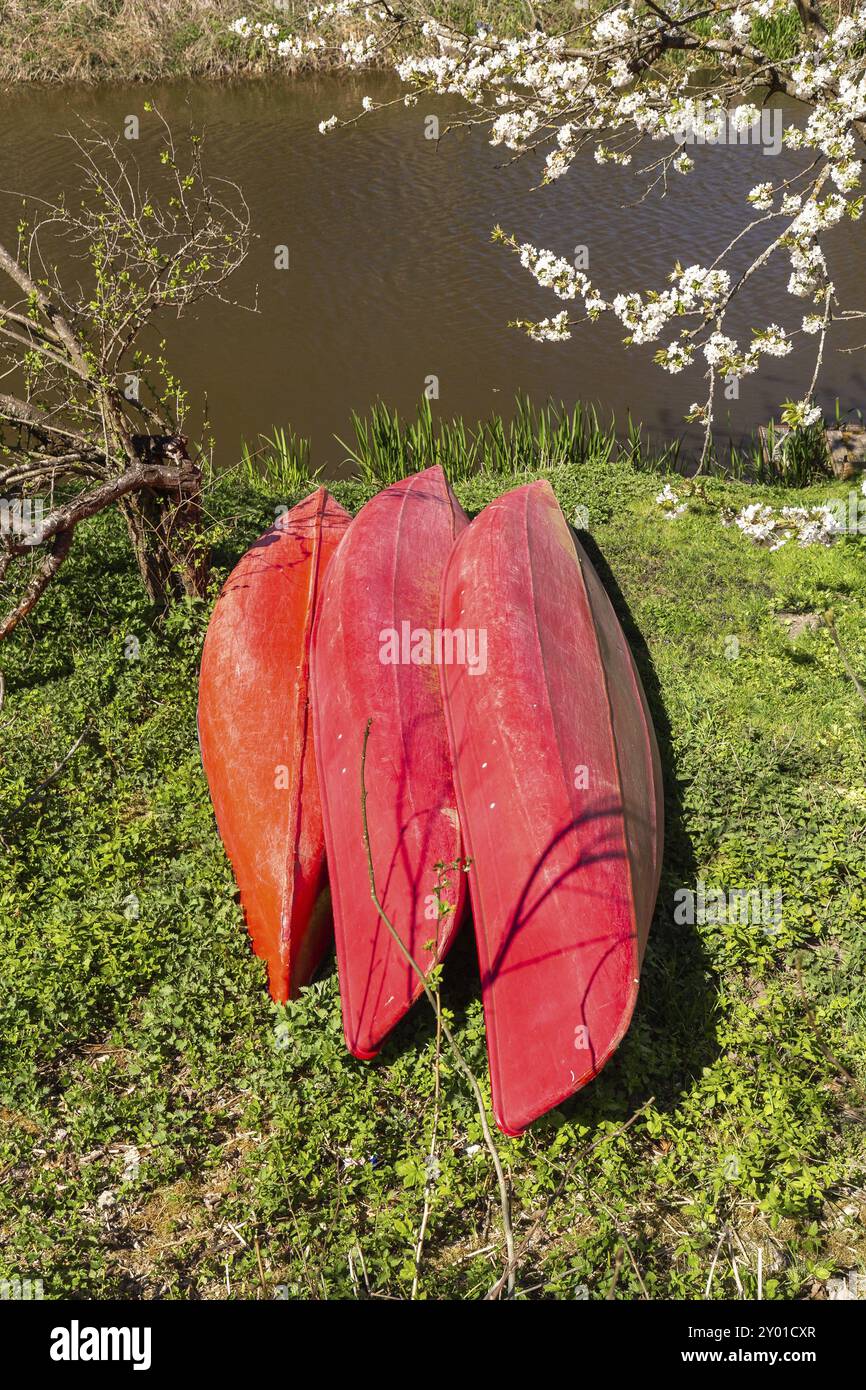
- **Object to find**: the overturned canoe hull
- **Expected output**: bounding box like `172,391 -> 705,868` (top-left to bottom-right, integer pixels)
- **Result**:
440,481 -> 663,1135
198,488 -> 352,1002
311,465 -> 469,1057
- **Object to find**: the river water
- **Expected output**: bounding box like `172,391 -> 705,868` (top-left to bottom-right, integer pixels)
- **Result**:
2,74 -> 864,471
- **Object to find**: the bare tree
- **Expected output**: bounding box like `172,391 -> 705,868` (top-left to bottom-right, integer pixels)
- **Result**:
0,106 -> 253,641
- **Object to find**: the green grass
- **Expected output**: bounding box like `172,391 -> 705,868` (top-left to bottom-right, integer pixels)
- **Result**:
727,419 -> 831,487
239,426 -> 323,493
1,442 -> 865,1300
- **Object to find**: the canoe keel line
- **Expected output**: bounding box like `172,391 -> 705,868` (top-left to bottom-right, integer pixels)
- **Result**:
311,466 -> 469,1058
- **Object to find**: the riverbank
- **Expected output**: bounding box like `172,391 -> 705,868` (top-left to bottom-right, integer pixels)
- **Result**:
0,1 -> 308,84
0,1 -> 807,85
0,0 -> 556,84
2,438 -> 865,1298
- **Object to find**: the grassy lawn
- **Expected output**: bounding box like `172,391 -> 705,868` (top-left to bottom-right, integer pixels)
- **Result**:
1,450 -> 865,1300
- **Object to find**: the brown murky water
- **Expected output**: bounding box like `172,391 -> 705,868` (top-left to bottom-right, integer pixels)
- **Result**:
1,74 -> 864,470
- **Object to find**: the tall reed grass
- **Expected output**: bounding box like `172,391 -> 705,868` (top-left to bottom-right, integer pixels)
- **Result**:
239,426 -> 323,492
239,395 -> 836,490
335,394 -> 625,485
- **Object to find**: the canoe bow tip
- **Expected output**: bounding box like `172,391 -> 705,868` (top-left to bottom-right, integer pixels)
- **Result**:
527,477 -> 557,504
403,462 -> 449,495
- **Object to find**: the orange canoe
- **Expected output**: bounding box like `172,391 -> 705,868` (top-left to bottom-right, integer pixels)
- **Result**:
198,488 -> 352,1001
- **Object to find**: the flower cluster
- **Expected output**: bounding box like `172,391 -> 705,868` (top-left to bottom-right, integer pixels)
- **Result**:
727,501 -> 844,549
653,482 -> 854,550
526,312 -> 571,343
655,483 -> 687,519
231,15 -> 325,59
782,397 -> 824,429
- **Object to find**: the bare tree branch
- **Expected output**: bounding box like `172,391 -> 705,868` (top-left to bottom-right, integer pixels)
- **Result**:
0,527 -> 73,641
0,109 -> 252,640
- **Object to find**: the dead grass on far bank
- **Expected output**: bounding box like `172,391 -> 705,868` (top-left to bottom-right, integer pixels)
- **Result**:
0,0 -> 336,84
0,0 -> 569,84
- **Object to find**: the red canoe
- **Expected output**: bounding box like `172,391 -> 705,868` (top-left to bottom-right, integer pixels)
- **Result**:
198,488 -> 352,1002
311,465 -> 469,1057
440,480 -> 663,1135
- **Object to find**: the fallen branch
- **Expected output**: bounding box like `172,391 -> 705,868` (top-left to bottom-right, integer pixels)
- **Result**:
0,445 -> 206,640
411,974 -> 442,1300
2,720 -> 89,825
606,1247 -> 625,1299
0,528 -> 74,642
10,457 -> 200,552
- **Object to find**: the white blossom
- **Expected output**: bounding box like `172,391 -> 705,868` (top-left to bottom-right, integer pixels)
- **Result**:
733,500 -> 843,548
527,311 -> 571,342
230,0 -> 866,431
748,182 -> 775,211
655,483 -> 686,519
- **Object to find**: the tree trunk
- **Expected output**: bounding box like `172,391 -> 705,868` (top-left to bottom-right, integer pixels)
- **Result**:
120,435 -> 209,606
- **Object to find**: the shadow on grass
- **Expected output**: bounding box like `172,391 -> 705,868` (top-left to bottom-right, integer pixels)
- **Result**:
558,530 -> 720,1125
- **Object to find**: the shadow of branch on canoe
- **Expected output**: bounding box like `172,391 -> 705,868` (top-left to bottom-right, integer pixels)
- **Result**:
367,526 -> 718,1126
366,525 -> 717,1123
308,523 -> 718,1135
